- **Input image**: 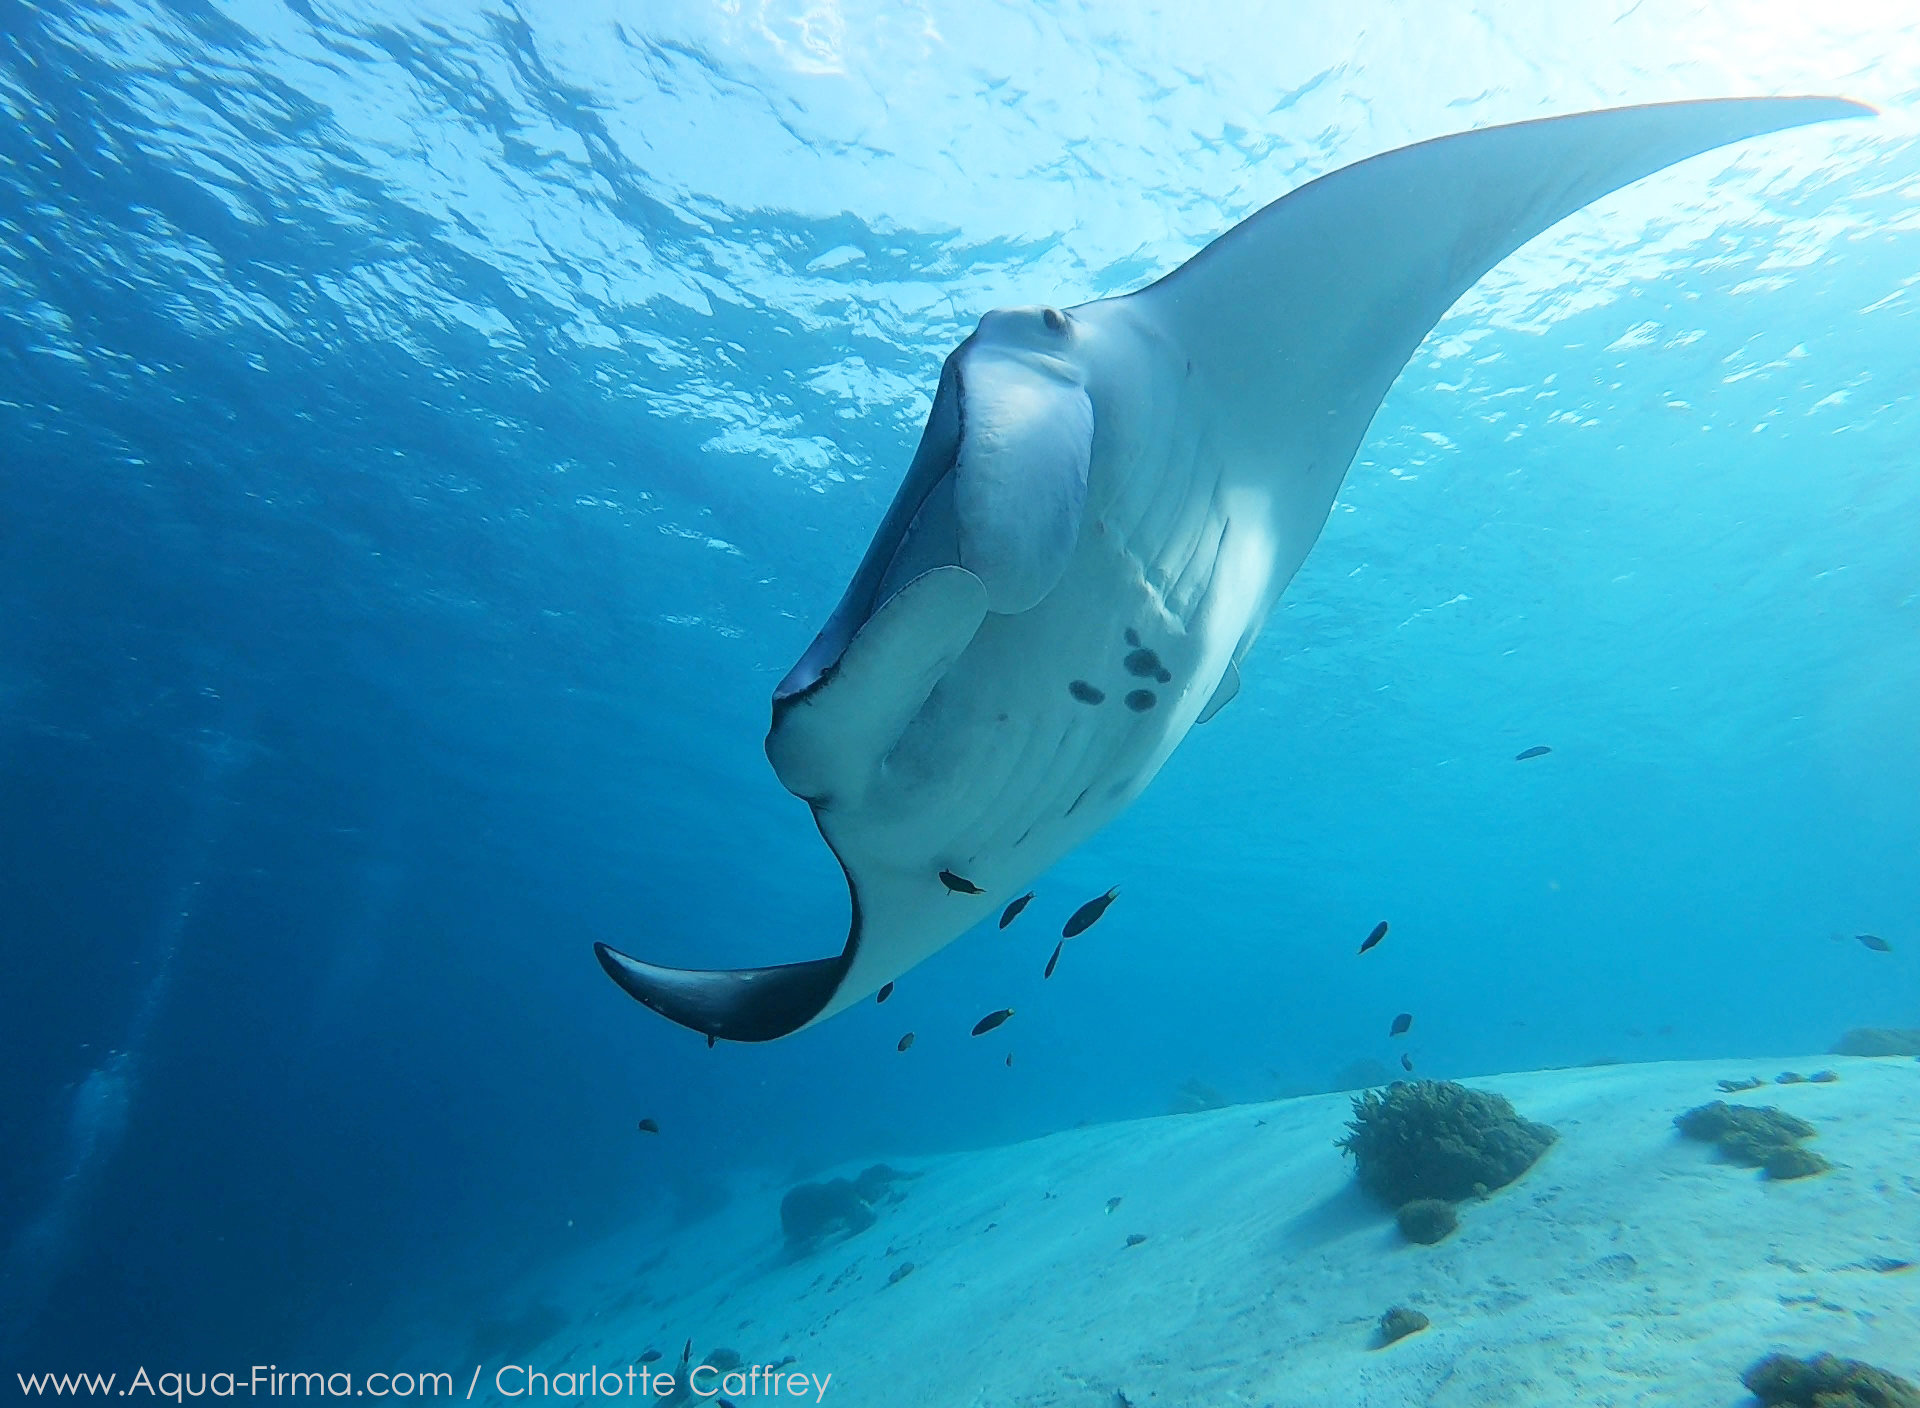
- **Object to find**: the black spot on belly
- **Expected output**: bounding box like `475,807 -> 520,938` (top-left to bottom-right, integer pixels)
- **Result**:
1156,668 -> 1172,684
1124,627 -> 1141,648
1069,680 -> 1105,705
1124,647 -> 1162,678
1124,690 -> 1157,713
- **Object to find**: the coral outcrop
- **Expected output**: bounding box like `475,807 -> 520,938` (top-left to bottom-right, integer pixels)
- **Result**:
1742,1352 -> 1920,1408
1337,1080 -> 1557,1205
780,1164 -> 918,1252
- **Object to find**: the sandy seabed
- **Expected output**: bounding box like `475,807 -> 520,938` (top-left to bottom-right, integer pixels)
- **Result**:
427,1056 -> 1919,1407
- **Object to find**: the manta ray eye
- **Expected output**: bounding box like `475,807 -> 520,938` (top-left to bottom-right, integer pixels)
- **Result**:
1042,307 -> 1066,333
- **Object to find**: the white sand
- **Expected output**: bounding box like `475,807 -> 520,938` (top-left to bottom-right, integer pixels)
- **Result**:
461,1056 -> 1920,1406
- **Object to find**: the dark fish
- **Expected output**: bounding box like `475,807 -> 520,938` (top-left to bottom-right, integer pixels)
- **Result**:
999,891 -> 1036,928
972,1008 -> 1015,1037
897,1032 -> 915,1052
1514,745 -> 1552,761
1857,933 -> 1892,953
1106,1197 -> 1122,1213
1063,887 -> 1120,938
1044,941 -> 1064,979
1005,1052 -> 1013,1068
1390,1013 -> 1413,1037
1124,1233 -> 1147,1247
876,982 -> 895,1003
1358,921 -> 1388,954
939,868 -> 984,894
638,1350 -> 661,1365
1400,1053 -> 1414,1072
637,1118 -> 660,1134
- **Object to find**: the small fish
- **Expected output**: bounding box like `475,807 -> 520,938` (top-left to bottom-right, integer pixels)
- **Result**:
638,1350 -> 661,1365
1063,887 -> 1120,938
999,891 -> 1036,928
939,868 -> 984,895
1005,1052 -> 1013,1068
1390,1013 -> 1413,1037
1358,921 -> 1388,955
972,1008 -> 1014,1037
897,1032 -> 915,1052
1106,1197 -> 1122,1213
636,1118 -> 660,1134
876,982 -> 895,1003
1044,941 -> 1064,979
1515,745 -> 1552,761
1857,933 -> 1892,953
1124,1233 -> 1147,1248
1400,1053 -> 1414,1073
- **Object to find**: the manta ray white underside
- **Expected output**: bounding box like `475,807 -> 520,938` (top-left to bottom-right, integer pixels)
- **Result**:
597,96 -> 1871,1042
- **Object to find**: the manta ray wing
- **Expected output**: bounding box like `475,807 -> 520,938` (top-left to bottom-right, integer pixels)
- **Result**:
597,96 -> 1870,1041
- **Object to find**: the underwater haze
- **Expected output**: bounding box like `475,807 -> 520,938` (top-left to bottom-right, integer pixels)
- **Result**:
3,0 -> 1918,1392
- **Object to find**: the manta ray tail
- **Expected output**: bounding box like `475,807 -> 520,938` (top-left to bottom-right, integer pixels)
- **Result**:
593,942 -> 850,1043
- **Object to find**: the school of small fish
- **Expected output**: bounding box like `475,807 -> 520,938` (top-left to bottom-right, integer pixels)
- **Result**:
864,874 -> 1123,1058
639,738 -> 1901,1142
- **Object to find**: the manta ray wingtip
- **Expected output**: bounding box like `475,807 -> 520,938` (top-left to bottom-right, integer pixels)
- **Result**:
594,940 -> 851,1043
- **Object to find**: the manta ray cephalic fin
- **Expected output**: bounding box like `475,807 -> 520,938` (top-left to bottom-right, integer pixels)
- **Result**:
766,563 -> 989,805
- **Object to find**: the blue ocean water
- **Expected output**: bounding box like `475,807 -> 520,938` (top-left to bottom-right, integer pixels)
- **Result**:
2,0 -> 1917,1388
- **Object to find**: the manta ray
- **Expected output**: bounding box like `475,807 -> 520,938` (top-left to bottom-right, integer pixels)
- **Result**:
597,96 -> 1870,1042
